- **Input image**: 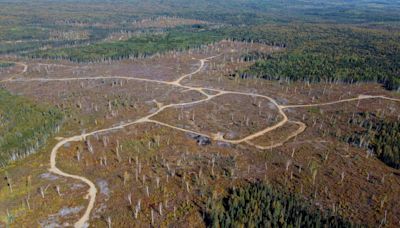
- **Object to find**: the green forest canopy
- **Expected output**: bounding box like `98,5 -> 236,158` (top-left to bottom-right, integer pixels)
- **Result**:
0,89 -> 63,167
232,24 -> 400,91
207,183 -> 359,227
344,112 -> 400,169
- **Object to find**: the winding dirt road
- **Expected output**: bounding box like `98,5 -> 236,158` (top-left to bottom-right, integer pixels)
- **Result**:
0,62 -> 27,82
2,55 -> 400,227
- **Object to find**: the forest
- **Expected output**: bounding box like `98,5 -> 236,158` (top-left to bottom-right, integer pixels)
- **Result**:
231,24 -> 400,91
0,89 -> 63,167
206,183 -> 359,227
344,112 -> 400,169
27,27 -> 224,62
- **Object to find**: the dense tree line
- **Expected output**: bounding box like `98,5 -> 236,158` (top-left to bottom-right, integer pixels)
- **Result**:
0,62 -> 14,68
0,89 -> 63,167
206,183 -> 359,227
229,24 -> 400,91
344,112 -> 400,169
0,26 -> 49,41
240,51 -> 272,62
27,28 -> 225,62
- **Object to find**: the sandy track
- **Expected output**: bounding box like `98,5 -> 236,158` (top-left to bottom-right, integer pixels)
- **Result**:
49,136 -> 97,228
245,121 -> 306,150
281,95 -> 400,109
0,62 -> 27,82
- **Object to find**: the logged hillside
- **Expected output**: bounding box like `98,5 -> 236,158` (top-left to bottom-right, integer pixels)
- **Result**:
1,1 -> 400,227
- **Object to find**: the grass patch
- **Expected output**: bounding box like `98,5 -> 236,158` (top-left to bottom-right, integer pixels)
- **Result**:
307,107 -> 321,114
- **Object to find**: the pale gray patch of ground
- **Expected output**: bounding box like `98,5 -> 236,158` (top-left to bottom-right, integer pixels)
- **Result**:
96,179 -> 110,197
39,206 -> 83,228
40,172 -> 59,181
